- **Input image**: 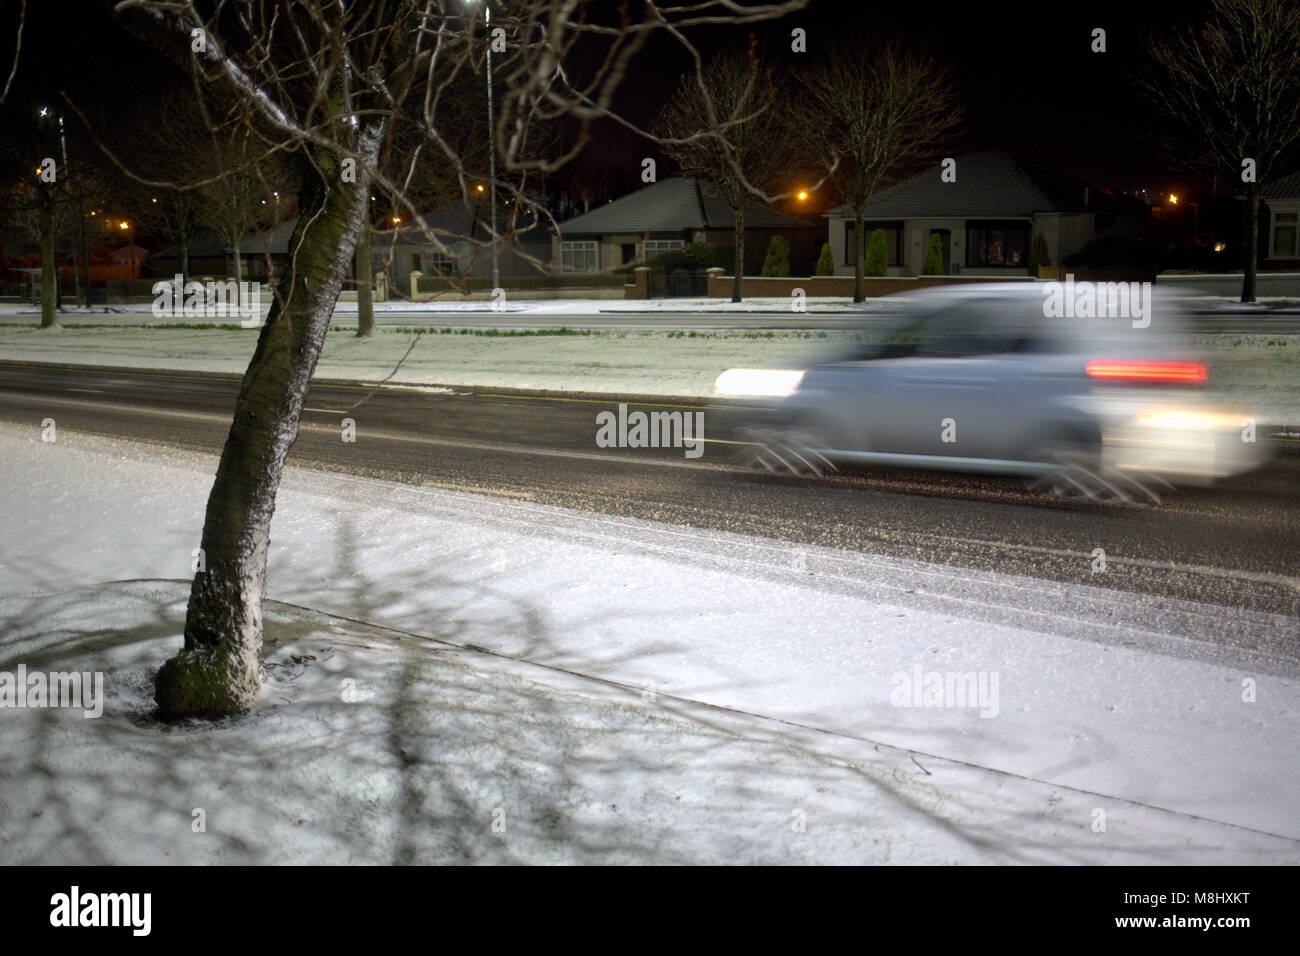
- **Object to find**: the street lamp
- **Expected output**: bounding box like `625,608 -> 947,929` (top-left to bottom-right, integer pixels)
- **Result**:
39,105 -> 86,307
467,1 -> 499,290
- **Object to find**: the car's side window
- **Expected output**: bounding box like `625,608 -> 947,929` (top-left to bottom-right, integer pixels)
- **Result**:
913,299 -> 1038,357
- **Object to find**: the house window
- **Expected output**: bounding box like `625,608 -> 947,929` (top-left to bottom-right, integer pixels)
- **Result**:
843,221 -> 903,266
643,239 -> 684,261
562,240 -> 599,271
966,221 -> 1029,267
1271,211 -> 1298,258
414,250 -> 453,274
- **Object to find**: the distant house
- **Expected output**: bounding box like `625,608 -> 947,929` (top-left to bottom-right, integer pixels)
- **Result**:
147,229 -> 229,278
552,177 -> 820,273
111,244 -> 150,269
1261,169 -> 1300,269
372,200 -> 553,297
235,218 -> 299,280
824,151 -> 1146,277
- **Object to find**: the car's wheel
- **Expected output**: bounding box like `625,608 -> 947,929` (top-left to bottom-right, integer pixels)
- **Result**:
737,421 -> 837,478
1026,431 -> 1170,505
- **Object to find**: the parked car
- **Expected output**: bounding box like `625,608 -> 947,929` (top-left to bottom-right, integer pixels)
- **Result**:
715,284 -> 1268,503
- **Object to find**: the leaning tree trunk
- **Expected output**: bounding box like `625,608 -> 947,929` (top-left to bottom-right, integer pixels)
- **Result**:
155,129 -> 382,720
39,193 -> 58,329
356,226 -> 374,337
731,205 -> 744,303
853,210 -> 866,304
1242,186 -> 1259,304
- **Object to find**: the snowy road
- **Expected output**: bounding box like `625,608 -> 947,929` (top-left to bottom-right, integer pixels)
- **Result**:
1,361 -> 1297,623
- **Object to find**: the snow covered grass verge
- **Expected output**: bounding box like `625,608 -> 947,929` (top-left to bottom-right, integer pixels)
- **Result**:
1,579 -> 1294,865
0,323 -> 1297,420
0,324 -> 846,398
2,429 -> 1298,864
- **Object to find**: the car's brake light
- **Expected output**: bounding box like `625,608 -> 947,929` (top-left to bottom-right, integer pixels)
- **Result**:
1085,359 -> 1207,383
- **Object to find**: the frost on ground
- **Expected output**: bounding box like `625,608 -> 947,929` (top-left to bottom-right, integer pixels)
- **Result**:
0,580 -> 1293,865
0,323 -> 1295,421
1,429 -> 1297,864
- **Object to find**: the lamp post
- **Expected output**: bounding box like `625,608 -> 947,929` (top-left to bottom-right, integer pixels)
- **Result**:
40,106 -> 89,308
487,5 -> 499,290
468,1 -> 500,289
119,220 -> 135,277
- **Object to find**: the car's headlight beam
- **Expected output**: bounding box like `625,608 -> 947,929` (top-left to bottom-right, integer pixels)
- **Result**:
714,368 -> 806,398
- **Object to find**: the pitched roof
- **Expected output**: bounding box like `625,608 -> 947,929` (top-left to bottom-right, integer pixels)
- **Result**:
387,201 -> 484,243
1262,169 -> 1300,200
240,217 -> 300,255
825,151 -> 1128,219
150,228 -> 227,259
557,177 -> 817,235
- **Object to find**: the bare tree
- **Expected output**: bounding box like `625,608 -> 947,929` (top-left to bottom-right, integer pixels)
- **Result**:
132,99 -> 211,279
22,178 -> 62,327
797,37 -> 960,302
4,111 -> 81,326
199,125 -> 285,283
104,0 -> 807,719
1137,0 -> 1300,302
657,43 -> 794,303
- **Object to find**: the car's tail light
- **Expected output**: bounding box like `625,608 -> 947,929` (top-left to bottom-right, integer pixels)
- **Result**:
1085,359 -> 1207,384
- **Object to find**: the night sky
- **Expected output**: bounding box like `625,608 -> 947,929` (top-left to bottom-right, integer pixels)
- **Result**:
4,0 -> 1210,205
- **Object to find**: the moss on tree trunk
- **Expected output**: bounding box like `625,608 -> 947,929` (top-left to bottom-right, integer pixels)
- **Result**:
356,226 -> 373,337
156,129 -> 382,721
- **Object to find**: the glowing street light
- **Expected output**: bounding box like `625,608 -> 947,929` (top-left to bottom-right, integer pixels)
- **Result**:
1168,194 -> 1178,205
797,190 -> 809,201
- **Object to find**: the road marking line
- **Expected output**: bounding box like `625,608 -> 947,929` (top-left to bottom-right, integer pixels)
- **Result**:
474,391 -> 713,410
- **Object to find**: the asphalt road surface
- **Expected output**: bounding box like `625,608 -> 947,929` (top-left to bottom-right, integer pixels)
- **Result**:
4,306 -> 1300,333
2,361 -> 1297,656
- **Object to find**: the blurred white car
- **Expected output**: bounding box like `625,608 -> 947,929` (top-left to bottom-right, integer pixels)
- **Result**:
716,284 -> 1268,503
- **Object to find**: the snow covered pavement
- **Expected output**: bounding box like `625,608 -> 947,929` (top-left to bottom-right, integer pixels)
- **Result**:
1,428 -> 1297,863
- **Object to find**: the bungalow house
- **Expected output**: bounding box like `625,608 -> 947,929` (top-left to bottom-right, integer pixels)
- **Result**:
146,229 -> 229,278
552,176 -> 821,273
824,151 -> 1146,277
1261,169 -> 1300,270
234,218 -> 299,280
371,199 -> 553,297
110,244 -> 150,275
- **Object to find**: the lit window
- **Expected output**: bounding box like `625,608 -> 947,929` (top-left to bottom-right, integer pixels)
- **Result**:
561,240 -> 599,272
966,221 -> 1029,267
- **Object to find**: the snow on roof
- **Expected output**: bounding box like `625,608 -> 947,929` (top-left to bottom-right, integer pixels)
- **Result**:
557,177 -> 818,236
